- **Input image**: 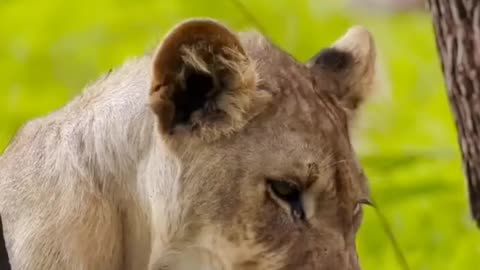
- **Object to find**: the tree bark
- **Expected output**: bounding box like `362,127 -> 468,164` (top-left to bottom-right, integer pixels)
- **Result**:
428,0 -> 480,226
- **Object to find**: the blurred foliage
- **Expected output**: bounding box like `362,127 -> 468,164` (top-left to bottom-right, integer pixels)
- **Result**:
1,0 -> 479,269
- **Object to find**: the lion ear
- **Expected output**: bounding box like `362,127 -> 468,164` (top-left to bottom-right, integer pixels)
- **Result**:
149,19 -> 258,139
307,26 -> 377,113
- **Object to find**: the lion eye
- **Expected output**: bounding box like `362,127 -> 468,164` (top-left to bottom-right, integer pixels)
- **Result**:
267,179 -> 305,220
268,180 -> 299,200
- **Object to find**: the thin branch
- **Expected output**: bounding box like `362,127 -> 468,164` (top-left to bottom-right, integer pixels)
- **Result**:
369,200 -> 411,270
229,0 -> 268,35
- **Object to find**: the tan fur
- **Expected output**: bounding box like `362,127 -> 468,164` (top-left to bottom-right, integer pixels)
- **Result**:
0,18 -> 378,270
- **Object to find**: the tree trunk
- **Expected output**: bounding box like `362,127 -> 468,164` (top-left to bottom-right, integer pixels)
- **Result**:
428,0 -> 480,226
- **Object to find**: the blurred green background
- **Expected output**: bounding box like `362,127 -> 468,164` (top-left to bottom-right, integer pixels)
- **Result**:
1,0 -> 479,269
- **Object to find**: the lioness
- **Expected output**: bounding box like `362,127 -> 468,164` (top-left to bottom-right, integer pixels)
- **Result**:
0,18 -> 377,270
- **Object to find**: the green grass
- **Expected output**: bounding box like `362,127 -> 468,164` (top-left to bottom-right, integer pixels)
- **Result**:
1,0 -> 479,269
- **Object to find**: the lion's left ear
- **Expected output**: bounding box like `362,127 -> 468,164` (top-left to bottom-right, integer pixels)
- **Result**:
307,26 -> 377,113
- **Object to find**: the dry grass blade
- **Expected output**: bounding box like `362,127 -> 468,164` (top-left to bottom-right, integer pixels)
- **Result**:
369,200 -> 411,270
229,0 -> 268,35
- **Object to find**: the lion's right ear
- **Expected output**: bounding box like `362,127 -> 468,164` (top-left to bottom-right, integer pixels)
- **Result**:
149,19 -> 258,140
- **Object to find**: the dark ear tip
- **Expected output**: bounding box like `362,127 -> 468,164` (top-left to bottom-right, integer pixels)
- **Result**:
312,48 -> 352,71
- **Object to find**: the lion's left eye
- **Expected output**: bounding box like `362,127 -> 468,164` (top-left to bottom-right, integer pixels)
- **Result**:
267,179 -> 305,220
